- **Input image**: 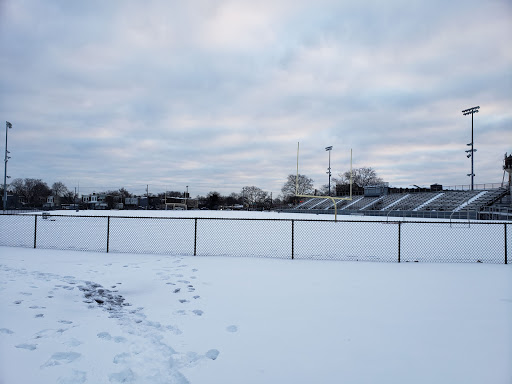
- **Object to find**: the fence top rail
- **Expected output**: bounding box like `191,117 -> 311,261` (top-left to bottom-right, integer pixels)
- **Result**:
0,213 -> 510,225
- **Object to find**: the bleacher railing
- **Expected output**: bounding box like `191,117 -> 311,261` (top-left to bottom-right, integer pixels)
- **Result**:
0,214 -> 509,264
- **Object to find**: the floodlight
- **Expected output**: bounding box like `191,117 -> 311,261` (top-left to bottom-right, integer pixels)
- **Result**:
462,106 -> 480,115
462,106 -> 480,190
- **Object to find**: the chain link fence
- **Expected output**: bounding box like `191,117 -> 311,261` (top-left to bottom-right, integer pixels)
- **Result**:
0,214 -> 509,264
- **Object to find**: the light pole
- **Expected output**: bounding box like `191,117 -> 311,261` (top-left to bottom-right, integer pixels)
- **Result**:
325,146 -> 333,196
462,106 -> 480,191
3,121 -> 12,211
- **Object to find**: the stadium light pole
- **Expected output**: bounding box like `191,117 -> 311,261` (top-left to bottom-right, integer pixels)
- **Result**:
462,106 -> 480,191
3,121 -> 12,211
325,146 -> 333,196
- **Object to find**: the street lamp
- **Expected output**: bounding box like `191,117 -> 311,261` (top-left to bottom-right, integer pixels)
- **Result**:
3,121 -> 12,211
325,146 -> 333,196
462,106 -> 479,191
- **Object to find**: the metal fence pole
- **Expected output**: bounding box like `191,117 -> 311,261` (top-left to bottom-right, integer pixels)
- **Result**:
194,218 -> 198,256
398,222 -> 401,263
291,220 -> 295,260
106,216 -> 110,253
505,224 -> 508,265
33,214 -> 37,249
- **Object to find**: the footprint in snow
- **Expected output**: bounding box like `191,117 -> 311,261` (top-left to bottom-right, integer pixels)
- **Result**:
97,332 -> 111,340
57,369 -> 86,384
97,332 -> 126,343
205,349 -> 220,360
64,338 -> 82,347
41,352 -> 81,368
15,343 -> 37,351
109,368 -> 135,383
226,325 -> 238,333
113,352 -> 130,364
192,310 -> 203,316
0,328 -> 14,335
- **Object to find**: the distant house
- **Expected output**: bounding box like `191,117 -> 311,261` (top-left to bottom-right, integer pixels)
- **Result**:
164,197 -> 198,210
43,195 -> 61,209
82,193 -> 109,209
125,197 -> 139,208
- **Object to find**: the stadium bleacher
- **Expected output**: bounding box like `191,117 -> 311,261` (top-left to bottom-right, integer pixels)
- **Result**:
290,186 -> 510,220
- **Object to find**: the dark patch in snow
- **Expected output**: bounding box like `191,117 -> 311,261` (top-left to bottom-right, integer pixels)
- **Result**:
78,281 -> 130,314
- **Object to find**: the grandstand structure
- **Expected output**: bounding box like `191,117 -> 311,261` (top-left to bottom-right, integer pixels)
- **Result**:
286,183 -> 511,220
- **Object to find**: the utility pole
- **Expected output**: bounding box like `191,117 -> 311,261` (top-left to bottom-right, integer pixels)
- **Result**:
325,146 -> 333,196
462,106 -> 479,191
3,121 -> 12,211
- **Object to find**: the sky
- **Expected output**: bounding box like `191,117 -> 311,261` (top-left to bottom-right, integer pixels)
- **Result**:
0,0 -> 511,198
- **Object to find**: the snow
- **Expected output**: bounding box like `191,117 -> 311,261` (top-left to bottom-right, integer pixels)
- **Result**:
1,210 -> 511,383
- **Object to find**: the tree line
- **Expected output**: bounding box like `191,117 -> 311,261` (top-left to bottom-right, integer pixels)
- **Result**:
1,167 -> 383,210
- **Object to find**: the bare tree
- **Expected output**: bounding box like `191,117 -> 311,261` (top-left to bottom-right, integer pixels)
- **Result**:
337,167 -> 383,188
11,178 -> 51,206
9,178 -> 25,197
241,186 -> 268,209
51,181 -> 69,197
206,191 -> 221,209
281,174 -> 314,200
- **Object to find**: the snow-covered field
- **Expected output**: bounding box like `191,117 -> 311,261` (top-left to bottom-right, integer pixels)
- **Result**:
1,210 -> 511,383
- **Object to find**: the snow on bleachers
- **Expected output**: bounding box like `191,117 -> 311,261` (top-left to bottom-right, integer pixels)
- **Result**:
292,188 -> 507,214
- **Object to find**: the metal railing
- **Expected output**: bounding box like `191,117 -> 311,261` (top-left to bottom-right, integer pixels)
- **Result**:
0,214 -> 509,264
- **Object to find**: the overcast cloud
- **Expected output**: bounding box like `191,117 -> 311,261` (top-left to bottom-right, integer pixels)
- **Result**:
1,0 -> 511,197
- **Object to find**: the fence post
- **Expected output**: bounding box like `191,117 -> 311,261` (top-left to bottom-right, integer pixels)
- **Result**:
33,214 -> 37,249
505,224 -> 508,265
106,216 -> 110,253
291,220 -> 294,260
398,222 -> 401,263
194,218 -> 198,256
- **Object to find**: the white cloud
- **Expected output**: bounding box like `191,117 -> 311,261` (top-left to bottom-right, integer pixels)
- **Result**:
0,0 -> 510,197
